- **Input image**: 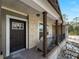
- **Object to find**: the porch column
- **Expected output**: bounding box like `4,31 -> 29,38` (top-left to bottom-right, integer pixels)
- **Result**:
61,23 -> 63,41
55,20 -> 58,45
43,11 -> 47,57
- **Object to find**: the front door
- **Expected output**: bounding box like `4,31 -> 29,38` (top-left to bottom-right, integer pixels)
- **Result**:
10,18 -> 26,53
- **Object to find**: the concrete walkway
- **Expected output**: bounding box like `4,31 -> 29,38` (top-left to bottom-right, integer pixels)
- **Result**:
68,35 -> 79,44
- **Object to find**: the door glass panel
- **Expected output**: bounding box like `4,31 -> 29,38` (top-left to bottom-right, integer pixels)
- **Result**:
12,22 -> 24,30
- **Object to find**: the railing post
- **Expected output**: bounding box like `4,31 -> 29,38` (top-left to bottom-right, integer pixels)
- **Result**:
43,11 -> 47,57
55,20 -> 58,45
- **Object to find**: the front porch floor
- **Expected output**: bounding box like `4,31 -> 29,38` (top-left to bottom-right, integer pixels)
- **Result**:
0,55 -> 3,59
6,48 -> 48,59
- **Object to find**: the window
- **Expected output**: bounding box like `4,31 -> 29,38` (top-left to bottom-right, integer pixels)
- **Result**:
39,23 -> 48,39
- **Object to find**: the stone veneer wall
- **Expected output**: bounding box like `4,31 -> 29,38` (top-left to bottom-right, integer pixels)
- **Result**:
52,25 -> 64,36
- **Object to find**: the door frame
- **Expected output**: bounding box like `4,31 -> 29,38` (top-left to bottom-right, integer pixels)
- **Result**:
6,15 -> 28,57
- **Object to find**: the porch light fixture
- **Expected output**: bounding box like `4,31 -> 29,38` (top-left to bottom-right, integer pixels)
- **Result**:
36,14 -> 40,17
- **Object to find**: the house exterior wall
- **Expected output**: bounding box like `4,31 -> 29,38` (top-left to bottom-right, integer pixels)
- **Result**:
1,10 -> 56,49
1,9 -> 29,57
1,0 -> 66,57
0,0 -> 2,53
1,9 -> 6,57
2,0 -> 58,56
52,25 -> 65,36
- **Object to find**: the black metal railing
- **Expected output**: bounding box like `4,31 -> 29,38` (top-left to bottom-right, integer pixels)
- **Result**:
37,33 -> 66,54
47,33 -> 66,52
58,33 -> 65,43
47,35 -> 56,52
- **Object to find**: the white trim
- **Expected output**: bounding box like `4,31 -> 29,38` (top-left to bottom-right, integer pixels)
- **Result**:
1,6 -> 27,16
38,23 -> 42,40
38,23 -> 40,40
6,15 -> 28,57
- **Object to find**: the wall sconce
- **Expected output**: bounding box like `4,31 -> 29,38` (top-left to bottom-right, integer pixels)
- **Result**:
36,14 -> 40,17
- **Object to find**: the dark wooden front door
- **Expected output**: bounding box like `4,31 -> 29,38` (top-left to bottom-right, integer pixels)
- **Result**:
10,18 -> 26,53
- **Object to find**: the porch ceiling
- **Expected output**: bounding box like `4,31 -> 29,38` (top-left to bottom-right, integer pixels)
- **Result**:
20,0 -> 62,23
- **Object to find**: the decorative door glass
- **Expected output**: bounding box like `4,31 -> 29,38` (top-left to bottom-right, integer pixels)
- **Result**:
12,22 -> 24,30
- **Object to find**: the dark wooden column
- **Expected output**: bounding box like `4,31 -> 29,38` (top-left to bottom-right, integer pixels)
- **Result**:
55,20 -> 58,45
77,55 -> 79,59
43,11 -> 47,57
61,23 -> 63,41
27,15 -> 29,49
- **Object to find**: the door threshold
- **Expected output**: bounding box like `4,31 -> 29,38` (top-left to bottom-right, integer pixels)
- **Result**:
11,48 -> 26,55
